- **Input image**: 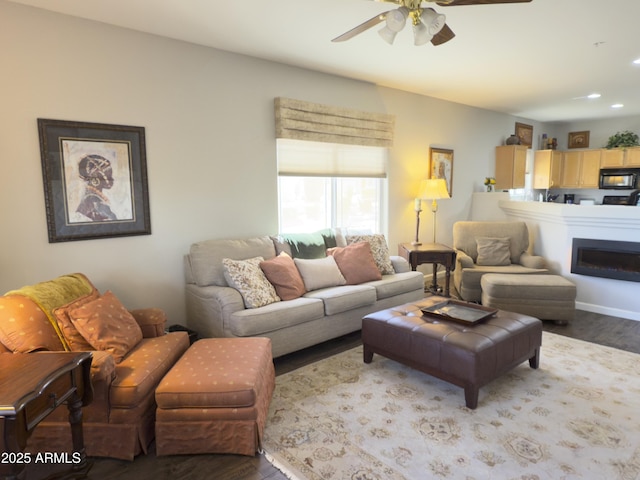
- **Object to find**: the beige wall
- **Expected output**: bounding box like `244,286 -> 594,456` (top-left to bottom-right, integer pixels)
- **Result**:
0,2 -> 542,323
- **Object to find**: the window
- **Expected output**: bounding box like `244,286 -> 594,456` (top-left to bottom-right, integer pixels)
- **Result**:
277,139 -> 387,234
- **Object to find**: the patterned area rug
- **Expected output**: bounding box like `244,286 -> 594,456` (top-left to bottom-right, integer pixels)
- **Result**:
263,332 -> 640,480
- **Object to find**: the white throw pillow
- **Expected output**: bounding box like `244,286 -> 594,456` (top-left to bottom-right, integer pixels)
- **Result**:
294,256 -> 347,291
222,257 -> 280,308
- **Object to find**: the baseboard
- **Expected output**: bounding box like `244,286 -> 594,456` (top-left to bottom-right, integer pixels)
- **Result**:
576,301 -> 640,322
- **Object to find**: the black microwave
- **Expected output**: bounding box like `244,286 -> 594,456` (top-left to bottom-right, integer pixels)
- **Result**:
599,168 -> 640,189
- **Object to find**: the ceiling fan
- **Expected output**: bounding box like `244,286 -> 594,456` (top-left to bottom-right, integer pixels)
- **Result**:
332,0 -> 532,47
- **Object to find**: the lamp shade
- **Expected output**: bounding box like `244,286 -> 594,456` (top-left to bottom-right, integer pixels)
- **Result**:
379,7 -> 409,44
417,178 -> 450,200
421,8 -> 446,36
412,21 -> 433,46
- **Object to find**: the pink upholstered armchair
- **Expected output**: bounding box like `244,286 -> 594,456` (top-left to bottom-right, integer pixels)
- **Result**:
0,273 -> 190,460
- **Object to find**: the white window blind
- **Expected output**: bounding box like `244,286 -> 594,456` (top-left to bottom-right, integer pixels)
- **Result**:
277,139 -> 387,178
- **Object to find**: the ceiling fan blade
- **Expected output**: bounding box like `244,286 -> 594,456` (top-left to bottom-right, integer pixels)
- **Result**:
435,0 -> 531,5
332,11 -> 390,42
431,23 -> 455,45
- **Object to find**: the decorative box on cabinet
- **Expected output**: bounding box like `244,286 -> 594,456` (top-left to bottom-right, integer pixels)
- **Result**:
495,145 -> 527,190
533,150 -> 562,189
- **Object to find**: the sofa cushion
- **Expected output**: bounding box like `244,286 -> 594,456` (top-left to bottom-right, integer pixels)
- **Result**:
259,252 -> 306,301
346,234 -> 395,275
110,332 -> 190,408
476,237 -> 512,266
222,257 -> 280,308
294,256 -> 346,291
229,297 -> 325,337
364,271 -> 427,300
189,236 -> 276,287
304,285 -> 376,316
327,242 -> 382,285
69,291 -> 144,363
53,290 -> 100,351
0,295 -> 64,352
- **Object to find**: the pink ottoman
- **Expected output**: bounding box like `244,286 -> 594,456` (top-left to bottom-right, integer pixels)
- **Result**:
155,337 -> 275,456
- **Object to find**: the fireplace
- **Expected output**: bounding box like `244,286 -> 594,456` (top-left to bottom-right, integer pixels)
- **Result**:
571,238 -> 640,283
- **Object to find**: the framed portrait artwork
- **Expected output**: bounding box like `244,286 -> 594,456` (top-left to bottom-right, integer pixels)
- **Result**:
515,122 -> 533,147
37,119 -> 151,243
568,131 -> 590,149
429,147 -> 454,196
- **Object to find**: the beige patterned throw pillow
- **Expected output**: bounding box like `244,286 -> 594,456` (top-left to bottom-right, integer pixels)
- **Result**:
346,234 -> 395,275
222,257 -> 281,309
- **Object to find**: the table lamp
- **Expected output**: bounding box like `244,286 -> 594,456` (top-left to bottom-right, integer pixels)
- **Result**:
412,178 -> 449,245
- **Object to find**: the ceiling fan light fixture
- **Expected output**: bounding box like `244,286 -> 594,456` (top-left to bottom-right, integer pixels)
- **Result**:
420,8 -> 446,36
386,7 -> 409,32
378,7 -> 409,45
378,26 -> 398,44
412,21 -> 433,46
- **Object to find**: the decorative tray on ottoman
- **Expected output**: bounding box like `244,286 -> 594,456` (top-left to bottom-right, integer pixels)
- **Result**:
421,300 -> 497,325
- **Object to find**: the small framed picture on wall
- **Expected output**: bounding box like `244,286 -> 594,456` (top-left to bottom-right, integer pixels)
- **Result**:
429,147 -> 454,197
568,131 -> 590,149
515,122 -> 533,147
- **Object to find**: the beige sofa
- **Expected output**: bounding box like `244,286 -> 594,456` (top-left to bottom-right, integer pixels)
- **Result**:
452,221 -> 548,302
184,234 -> 425,357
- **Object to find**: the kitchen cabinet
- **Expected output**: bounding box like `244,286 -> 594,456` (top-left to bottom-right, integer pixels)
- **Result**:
600,148 -> 624,168
560,150 -> 600,188
623,147 -> 640,167
587,147 -> 640,168
533,150 -> 562,189
495,145 -> 527,190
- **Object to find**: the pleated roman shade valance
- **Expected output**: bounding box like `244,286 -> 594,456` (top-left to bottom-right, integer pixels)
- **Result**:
274,97 -> 395,148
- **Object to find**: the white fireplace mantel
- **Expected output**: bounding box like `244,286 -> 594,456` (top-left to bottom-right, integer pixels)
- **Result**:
499,201 -> 640,230
498,200 -> 640,321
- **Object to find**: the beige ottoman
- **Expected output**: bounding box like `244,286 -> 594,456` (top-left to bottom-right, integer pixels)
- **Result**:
481,274 -> 576,325
155,337 -> 275,456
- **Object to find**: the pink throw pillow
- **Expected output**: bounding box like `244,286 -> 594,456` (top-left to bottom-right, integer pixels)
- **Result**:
327,241 -> 382,285
53,290 -> 100,351
260,252 -> 307,300
0,295 -> 64,352
68,290 -> 143,363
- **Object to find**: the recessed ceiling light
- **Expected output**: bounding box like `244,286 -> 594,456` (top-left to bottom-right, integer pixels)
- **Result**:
633,58 -> 640,65
587,93 -> 601,99
611,103 -> 624,109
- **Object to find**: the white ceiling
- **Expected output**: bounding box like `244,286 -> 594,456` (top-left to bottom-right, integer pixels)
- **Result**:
9,0 -> 640,123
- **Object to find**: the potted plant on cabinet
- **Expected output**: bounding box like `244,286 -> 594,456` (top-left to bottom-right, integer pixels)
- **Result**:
605,130 -> 640,149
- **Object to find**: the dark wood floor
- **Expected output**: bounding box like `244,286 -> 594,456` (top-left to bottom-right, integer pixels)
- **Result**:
25,309 -> 640,480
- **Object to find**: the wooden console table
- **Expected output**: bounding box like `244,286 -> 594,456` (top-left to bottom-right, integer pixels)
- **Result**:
398,243 -> 456,297
0,352 -> 93,480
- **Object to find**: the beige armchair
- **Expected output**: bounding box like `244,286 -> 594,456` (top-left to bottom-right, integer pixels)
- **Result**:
452,221 -> 548,302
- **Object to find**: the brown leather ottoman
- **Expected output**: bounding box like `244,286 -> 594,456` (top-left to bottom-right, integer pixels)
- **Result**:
362,297 -> 542,409
155,337 -> 275,456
